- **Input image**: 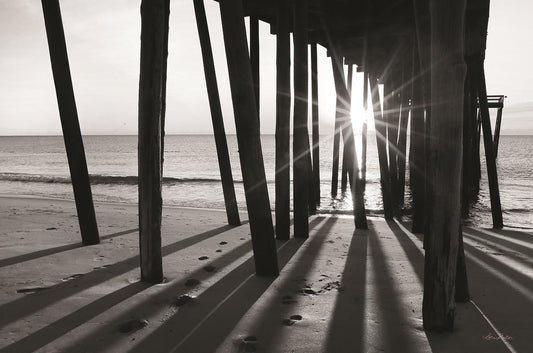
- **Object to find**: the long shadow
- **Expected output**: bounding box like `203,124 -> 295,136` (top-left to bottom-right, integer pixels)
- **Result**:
464,240 -> 533,294
325,229 -> 368,353
0,228 -> 138,268
0,224 -> 237,329
0,281 -> 151,353
387,220 -> 425,282
465,228 -> 533,259
367,224 -> 425,353
463,231 -> 533,268
246,217 -> 338,352
393,221 -> 530,353
62,216 -> 326,353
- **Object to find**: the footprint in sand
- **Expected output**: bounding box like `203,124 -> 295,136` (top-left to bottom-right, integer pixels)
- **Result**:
282,295 -> 297,305
203,265 -> 216,272
185,278 -> 200,287
118,318 -> 148,333
282,315 -> 302,326
242,336 -> 258,352
173,294 -> 195,307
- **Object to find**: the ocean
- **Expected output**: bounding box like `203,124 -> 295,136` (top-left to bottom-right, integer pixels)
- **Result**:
0,134 -> 531,229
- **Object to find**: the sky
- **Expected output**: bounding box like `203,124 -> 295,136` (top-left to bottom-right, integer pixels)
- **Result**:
0,0 -> 532,136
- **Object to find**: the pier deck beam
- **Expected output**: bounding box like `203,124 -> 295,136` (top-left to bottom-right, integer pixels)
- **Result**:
219,0 -> 279,276
41,0 -> 99,246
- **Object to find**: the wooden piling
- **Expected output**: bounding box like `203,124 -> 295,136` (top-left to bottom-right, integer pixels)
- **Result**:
219,0 -> 279,276
422,0 -> 467,331
493,106 -> 503,158
137,0 -> 169,283
311,43 -> 321,206
332,55 -> 368,229
362,71 -> 369,188
341,64 -> 353,194
409,48 -> 426,233
193,0 -> 240,226
473,60 -> 503,229
397,55 -> 411,206
41,0 -> 99,246
275,0 -> 291,240
385,75 -> 400,210
369,73 -> 394,219
292,0 -> 310,238
250,16 -> 260,117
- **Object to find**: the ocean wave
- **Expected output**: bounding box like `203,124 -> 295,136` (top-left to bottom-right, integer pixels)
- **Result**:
0,173 -> 241,185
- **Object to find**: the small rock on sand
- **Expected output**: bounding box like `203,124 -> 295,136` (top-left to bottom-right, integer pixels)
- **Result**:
198,256 -> 209,261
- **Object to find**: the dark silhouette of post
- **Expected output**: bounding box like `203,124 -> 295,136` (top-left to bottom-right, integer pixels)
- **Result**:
250,16 -> 260,118
137,0 -> 170,283
341,64 -> 353,194
331,54 -> 368,229
493,103 -> 503,158
410,48 -> 426,233
397,56 -> 411,206
311,43 -> 321,206
275,0 -> 291,240
41,0 -> 99,246
219,0 -> 279,276
193,0 -> 240,226
362,71 -> 369,188
369,73 -> 393,219
423,0 -> 467,331
292,0 -> 310,238
474,60 -> 503,229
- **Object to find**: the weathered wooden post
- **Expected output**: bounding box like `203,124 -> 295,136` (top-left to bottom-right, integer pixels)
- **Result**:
311,42 -> 321,206
331,54 -> 368,229
397,53 -> 411,206
362,71 -> 369,188
292,0 -> 310,237
413,0 -> 431,235
137,0 -> 170,283
493,101 -> 504,158
422,0 -> 467,330
409,47 -> 426,233
369,72 -> 393,219
193,0 -> 240,226
385,74 -> 400,210
474,62 -> 503,229
341,64 -> 354,194
275,0 -> 291,240
219,0 -> 279,275
41,0 -> 100,246
250,16 -> 260,117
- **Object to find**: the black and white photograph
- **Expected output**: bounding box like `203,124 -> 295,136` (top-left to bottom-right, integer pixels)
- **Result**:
0,0 -> 531,352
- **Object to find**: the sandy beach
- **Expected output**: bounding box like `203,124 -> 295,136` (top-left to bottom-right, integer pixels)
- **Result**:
0,196 -> 531,352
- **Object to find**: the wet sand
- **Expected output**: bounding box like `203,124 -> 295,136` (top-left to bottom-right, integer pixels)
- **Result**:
0,196 -> 530,352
